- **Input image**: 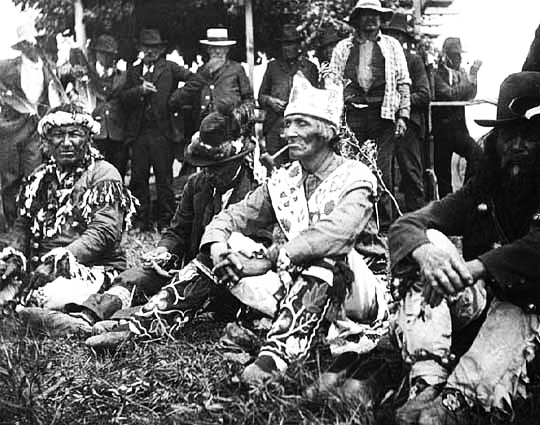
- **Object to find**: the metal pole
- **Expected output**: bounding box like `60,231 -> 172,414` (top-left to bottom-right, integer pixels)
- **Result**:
245,0 -> 254,86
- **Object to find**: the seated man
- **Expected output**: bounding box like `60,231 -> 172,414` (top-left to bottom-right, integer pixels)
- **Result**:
34,102 -> 267,337
0,103 -> 136,326
186,73 -> 385,384
389,72 -> 540,425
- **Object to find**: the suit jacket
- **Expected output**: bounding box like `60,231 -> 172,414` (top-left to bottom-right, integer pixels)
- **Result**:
0,56 -> 58,129
158,165 -> 271,263
405,51 -> 430,136
389,178 -> 540,312
258,57 -> 319,135
121,57 -> 202,142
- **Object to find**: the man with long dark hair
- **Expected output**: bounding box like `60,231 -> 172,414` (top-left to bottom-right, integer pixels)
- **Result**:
389,72 -> 540,424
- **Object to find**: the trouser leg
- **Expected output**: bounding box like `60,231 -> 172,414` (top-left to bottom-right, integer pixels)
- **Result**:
395,123 -> 425,212
257,269 -> 333,373
149,131 -> 175,228
447,299 -> 540,413
433,128 -> 454,198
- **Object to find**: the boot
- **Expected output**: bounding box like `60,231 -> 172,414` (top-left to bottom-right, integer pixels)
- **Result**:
418,388 -> 472,425
395,379 -> 443,425
18,307 -> 93,337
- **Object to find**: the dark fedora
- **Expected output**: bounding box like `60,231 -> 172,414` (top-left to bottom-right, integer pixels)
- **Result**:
185,109 -> 254,167
138,29 -> 167,46
476,72 -> 540,127
383,12 -> 415,39
91,34 -> 118,54
277,24 -> 302,43
442,37 -> 465,54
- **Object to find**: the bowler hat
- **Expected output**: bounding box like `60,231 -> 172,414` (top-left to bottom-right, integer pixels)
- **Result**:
138,29 -> 167,46
185,107 -> 253,167
348,0 -> 394,23
475,72 -> 540,127
442,37 -> 465,54
277,24 -> 302,43
200,28 -> 236,47
383,12 -> 415,39
91,35 -> 118,55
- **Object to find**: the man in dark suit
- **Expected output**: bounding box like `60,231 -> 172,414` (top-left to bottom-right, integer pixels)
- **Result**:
258,24 -> 319,166
121,29 -> 204,231
0,23 -> 63,229
383,12 -> 429,212
389,72 -> 540,424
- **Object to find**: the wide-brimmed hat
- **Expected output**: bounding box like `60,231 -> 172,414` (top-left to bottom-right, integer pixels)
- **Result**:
277,24 -> 302,43
442,37 -> 465,54
138,29 -> 167,46
185,109 -> 253,167
284,72 -> 343,127
476,72 -> 540,127
200,28 -> 236,47
383,12 -> 415,39
348,0 -> 394,23
12,23 -> 38,50
91,34 -> 118,55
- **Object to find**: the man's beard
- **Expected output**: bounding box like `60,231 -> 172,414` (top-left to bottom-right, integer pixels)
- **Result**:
500,155 -> 540,197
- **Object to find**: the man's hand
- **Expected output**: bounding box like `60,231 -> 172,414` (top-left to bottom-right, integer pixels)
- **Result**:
211,243 -> 272,287
0,258 -> 22,282
31,263 -> 54,288
470,60 -> 483,75
140,80 -> 157,95
267,96 -> 287,113
395,117 -> 407,138
412,243 -> 473,307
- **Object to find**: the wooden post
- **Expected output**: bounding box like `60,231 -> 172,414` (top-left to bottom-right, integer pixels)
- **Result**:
74,0 -> 87,54
413,0 -> 423,21
245,0 -> 254,86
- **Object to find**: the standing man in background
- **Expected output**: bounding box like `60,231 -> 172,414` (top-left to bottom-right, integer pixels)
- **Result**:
383,13 -> 428,212
0,23 -> 63,230
330,0 -> 411,228
432,37 -> 482,198
258,24 -> 318,166
121,29 -> 204,231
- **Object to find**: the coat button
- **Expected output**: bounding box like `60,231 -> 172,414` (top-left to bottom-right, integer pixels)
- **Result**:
527,303 -> 537,313
31,256 -> 39,263
32,242 -> 39,249
105,110 -> 110,116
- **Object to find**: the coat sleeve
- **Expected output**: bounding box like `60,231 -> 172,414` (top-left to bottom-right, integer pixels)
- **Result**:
434,68 -> 476,101
389,183 -> 477,272
409,55 -> 431,108
157,174 -> 198,256
237,64 -> 254,104
257,62 -> 273,107
119,66 -> 144,109
65,164 -> 124,264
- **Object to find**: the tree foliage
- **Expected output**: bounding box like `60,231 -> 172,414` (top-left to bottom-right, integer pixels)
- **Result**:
12,0 -> 414,62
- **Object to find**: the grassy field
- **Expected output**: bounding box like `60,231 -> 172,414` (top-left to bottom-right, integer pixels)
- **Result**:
1,229 -> 540,424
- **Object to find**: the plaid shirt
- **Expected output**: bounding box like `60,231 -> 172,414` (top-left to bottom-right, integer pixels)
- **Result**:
330,33 -> 411,121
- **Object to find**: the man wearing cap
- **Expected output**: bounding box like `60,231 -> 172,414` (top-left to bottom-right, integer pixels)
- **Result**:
258,24 -> 318,166
432,37 -> 482,198
389,72 -> 540,424
182,28 -> 254,127
121,29 -> 205,231
193,73 -> 386,385
329,0 -> 411,226
383,13 -> 429,212
0,23 -> 63,230
0,103 -> 137,332
316,25 -> 343,66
